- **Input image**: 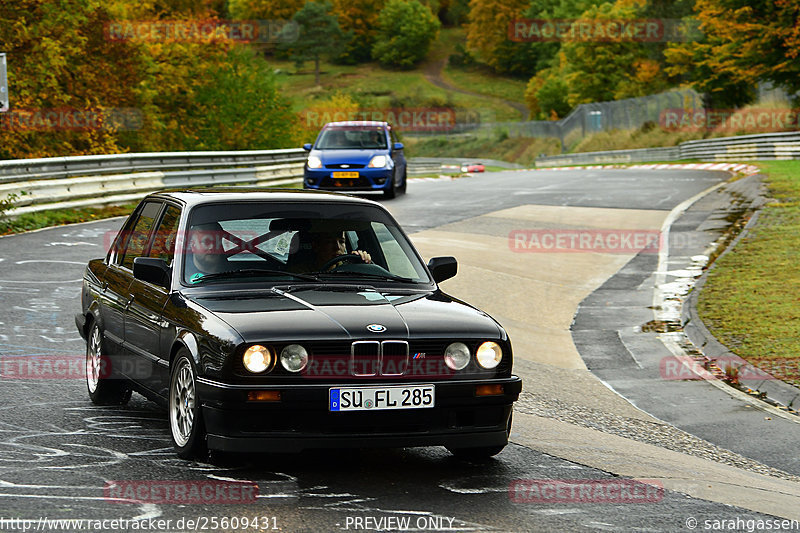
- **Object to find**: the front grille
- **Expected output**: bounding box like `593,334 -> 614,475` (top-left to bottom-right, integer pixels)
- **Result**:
325,163 -> 365,169
351,340 -> 379,376
381,341 -> 409,376
319,176 -> 372,189
351,340 -> 409,377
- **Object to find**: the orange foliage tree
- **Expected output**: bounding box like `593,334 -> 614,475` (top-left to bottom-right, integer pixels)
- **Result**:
665,0 -> 800,107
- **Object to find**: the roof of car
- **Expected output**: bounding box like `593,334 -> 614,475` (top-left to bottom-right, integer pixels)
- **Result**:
324,121 -> 389,128
146,188 -> 384,209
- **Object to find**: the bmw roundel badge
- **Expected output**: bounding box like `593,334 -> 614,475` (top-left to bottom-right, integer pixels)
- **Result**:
367,324 -> 387,333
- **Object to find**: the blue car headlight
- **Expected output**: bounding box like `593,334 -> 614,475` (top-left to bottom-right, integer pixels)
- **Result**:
368,155 -> 388,168
307,155 -> 322,169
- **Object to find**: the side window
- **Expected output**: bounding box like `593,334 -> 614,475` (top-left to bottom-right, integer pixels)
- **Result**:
120,202 -> 162,270
371,222 -> 419,279
149,205 -> 181,266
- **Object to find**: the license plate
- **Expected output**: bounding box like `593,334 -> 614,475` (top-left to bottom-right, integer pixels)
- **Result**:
332,171 -> 359,179
329,385 -> 434,412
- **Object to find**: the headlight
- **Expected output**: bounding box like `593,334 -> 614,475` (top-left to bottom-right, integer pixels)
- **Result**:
243,345 -> 272,373
307,155 -> 322,169
368,155 -> 388,168
444,342 -> 470,371
476,341 -> 503,369
280,344 -> 308,373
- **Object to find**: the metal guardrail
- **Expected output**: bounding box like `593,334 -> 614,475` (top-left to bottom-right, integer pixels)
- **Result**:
679,131 -> 800,160
535,147 -> 681,167
0,149 -> 307,215
0,150 -> 489,215
409,157 -> 522,170
5,128 -> 794,216
535,130 -> 800,167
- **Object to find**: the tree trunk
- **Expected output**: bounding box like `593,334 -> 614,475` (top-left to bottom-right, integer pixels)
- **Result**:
314,55 -> 320,86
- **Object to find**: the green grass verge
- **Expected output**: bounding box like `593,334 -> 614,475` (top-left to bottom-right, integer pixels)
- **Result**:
442,65 -> 527,106
697,160 -> 800,388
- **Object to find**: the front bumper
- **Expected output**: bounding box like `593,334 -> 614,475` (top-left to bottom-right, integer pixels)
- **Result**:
197,376 -> 522,452
304,167 -> 393,192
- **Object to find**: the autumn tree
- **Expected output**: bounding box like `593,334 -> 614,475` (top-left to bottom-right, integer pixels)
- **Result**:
183,47 -> 294,150
372,0 -> 440,68
466,0 -> 533,75
330,0 -> 384,63
560,1 -> 671,106
525,63 -> 570,120
0,0 -> 141,159
0,0 -> 299,158
279,1 -> 344,85
228,0 -> 304,20
665,0 -> 799,107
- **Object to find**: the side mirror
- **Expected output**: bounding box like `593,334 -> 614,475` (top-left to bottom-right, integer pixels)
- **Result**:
393,142 -> 404,151
303,143 -> 313,151
427,256 -> 457,283
133,257 -> 170,287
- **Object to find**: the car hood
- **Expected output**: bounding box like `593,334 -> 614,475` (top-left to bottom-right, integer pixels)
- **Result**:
190,288 -> 502,343
312,149 -> 388,166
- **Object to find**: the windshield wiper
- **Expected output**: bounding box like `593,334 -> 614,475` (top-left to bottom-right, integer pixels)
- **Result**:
315,271 -> 417,283
275,283 -> 377,293
191,269 -> 320,283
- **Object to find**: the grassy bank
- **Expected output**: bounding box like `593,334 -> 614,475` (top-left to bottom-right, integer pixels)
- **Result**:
404,134 -> 561,166
697,161 -> 800,388
269,28 -> 524,126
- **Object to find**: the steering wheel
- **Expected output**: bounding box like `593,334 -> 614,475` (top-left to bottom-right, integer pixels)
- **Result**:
319,253 -> 365,272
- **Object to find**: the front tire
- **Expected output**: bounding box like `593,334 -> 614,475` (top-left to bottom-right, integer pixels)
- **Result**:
169,350 -> 207,460
86,321 -> 131,405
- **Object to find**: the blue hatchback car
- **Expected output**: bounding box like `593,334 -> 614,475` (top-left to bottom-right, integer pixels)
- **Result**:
303,121 -> 407,198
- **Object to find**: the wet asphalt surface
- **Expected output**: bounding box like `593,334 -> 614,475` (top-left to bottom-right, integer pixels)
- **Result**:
0,169 -> 788,532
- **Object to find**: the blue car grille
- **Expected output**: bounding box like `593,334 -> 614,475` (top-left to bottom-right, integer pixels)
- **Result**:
319,175 -> 371,188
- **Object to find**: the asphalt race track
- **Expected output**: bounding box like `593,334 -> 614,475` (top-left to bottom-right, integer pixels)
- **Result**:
0,168 -> 797,532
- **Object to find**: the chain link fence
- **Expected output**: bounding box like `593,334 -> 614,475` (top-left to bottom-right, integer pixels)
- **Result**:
408,88 -> 704,152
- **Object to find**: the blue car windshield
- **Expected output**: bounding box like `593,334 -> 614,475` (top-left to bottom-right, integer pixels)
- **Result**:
316,127 -> 388,150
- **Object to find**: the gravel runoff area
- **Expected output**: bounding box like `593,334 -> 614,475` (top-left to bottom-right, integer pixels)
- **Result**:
515,388 -> 800,483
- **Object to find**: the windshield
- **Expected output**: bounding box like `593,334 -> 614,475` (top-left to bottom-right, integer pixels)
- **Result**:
316,127 -> 388,150
183,201 -> 430,286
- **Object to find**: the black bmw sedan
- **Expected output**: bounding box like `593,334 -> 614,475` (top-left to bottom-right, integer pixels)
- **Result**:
76,189 -> 521,460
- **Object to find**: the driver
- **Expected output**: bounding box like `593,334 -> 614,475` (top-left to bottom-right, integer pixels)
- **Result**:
185,223 -> 229,283
287,230 -> 371,273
